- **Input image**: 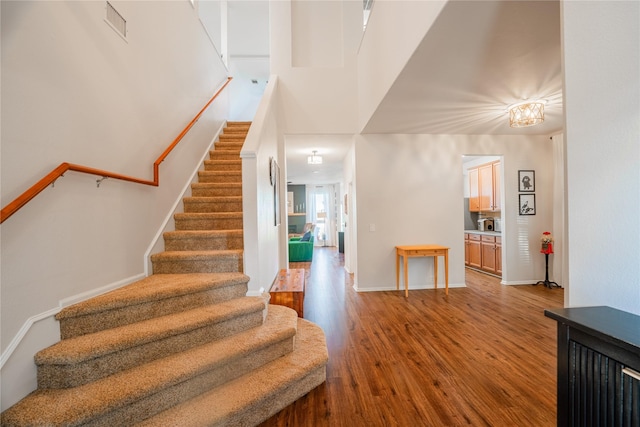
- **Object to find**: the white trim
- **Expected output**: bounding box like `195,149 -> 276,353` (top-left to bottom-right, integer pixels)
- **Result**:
240,150 -> 257,159
2,124 -> 224,369
0,308 -> 59,369
246,289 -> 265,297
501,279 -> 556,286
143,123 -> 225,275
60,273 -> 146,308
0,273 -> 145,369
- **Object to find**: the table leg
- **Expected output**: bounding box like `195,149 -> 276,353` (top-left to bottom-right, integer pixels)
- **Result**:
396,251 -> 400,291
445,251 -> 449,295
403,255 -> 409,297
433,255 -> 438,290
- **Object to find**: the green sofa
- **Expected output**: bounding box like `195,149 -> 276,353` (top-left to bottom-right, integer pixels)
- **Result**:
288,234 -> 315,262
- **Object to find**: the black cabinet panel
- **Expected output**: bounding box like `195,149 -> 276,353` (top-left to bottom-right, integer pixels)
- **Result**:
545,306 -> 640,427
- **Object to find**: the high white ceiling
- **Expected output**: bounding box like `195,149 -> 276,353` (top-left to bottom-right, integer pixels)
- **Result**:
229,1 -> 563,184
362,0 -> 563,135
284,135 -> 352,185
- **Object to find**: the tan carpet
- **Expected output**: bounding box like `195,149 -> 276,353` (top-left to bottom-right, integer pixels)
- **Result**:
1,122 -> 328,426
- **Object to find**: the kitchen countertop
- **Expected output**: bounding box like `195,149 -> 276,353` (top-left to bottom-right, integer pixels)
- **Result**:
464,230 -> 502,236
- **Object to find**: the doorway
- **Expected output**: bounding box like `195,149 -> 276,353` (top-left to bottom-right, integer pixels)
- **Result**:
462,155 -> 505,280
306,184 -> 338,247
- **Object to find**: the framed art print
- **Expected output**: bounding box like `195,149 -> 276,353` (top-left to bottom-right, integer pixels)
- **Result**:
272,160 -> 280,226
519,194 -> 536,215
518,170 -> 535,192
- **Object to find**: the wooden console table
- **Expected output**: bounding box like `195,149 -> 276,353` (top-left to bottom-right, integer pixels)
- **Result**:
270,269 -> 305,317
395,245 -> 449,297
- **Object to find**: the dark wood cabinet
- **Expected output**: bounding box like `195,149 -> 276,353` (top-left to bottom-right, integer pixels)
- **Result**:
545,306 -> 640,427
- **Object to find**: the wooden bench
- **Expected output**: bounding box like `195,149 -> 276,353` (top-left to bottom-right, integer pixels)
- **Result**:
270,269 -> 305,317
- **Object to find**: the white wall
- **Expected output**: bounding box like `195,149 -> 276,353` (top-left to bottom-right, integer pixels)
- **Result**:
342,141 -> 357,274
353,134 -> 556,292
241,76 -> 284,295
270,0 -> 361,134
562,1 -> 640,314
0,0 -> 229,409
357,0 -> 446,131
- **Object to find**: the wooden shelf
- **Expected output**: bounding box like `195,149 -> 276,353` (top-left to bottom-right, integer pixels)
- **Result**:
288,213 -> 306,216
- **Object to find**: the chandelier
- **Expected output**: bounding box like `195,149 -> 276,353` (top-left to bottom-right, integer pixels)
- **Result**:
307,150 -> 323,165
509,101 -> 545,128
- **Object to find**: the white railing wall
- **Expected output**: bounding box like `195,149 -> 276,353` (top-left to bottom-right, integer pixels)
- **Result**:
241,76 -> 287,295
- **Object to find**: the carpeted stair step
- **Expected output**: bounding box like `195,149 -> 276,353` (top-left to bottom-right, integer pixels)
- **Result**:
214,139 -> 244,149
217,136 -> 246,144
163,230 -> 243,251
183,196 -> 242,213
0,306 -> 299,427
223,122 -> 251,132
151,250 -> 243,274
191,182 -> 242,197
56,273 -> 249,339
226,120 -> 251,127
209,149 -> 241,160
203,159 -> 242,171
221,130 -> 249,136
197,170 -> 242,184
174,212 -> 244,231
35,297 -> 266,389
137,318 -> 328,427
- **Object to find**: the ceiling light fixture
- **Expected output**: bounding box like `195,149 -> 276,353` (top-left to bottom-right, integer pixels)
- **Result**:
509,100 -> 545,128
307,150 -> 323,165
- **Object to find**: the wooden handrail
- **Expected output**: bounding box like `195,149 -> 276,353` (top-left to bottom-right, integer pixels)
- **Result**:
0,77 -> 232,224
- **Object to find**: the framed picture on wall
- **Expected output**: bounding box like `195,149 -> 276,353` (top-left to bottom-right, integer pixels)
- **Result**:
519,194 -> 536,215
273,160 -> 281,226
270,157 -> 277,186
518,170 -> 535,192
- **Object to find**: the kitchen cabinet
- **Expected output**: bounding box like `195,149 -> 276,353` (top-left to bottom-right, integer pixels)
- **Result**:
495,236 -> 502,275
544,307 -> 640,426
480,235 -> 497,274
478,163 -> 494,211
468,161 -> 500,212
465,232 -> 500,277
464,234 -> 469,265
492,162 -> 501,212
466,233 -> 482,269
468,168 -> 480,212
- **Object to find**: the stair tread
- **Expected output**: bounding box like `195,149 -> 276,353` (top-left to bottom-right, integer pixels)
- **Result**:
137,318 -> 328,427
175,212 -> 243,218
164,230 -> 243,238
37,297 -> 264,365
191,183 -> 242,188
204,160 -> 242,164
151,250 -> 243,259
56,273 -> 248,320
1,307 -> 298,426
198,170 -> 242,175
184,196 -> 243,201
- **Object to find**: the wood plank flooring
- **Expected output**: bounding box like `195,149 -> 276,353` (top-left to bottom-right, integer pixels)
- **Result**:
260,247 -> 564,427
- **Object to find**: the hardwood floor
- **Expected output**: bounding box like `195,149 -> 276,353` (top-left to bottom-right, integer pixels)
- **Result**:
260,247 -> 564,427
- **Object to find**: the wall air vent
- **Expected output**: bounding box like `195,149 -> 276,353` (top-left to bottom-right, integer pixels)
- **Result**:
106,2 -> 127,39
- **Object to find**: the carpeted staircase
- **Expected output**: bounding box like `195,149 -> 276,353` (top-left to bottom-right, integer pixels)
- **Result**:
1,122 -> 328,426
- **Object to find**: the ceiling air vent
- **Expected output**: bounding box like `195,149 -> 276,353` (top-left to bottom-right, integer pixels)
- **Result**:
106,2 -> 127,39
